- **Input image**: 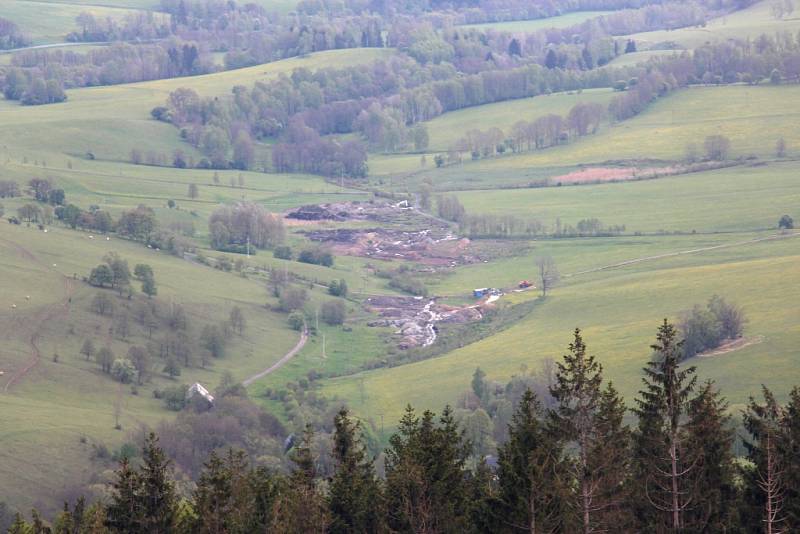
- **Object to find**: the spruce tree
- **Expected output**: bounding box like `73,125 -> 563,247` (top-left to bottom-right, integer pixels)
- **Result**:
385,405 -> 470,533
272,426 -> 328,533
781,386 -> 800,529
137,433 -> 177,533
193,451 -> 229,533
684,380 -> 737,532
492,389 -> 569,533
105,458 -> 141,534
631,320 -> 697,532
587,382 -> 633,531
328,408 -> 384,533
742,386 -> 788,534
550,329 -> 605,533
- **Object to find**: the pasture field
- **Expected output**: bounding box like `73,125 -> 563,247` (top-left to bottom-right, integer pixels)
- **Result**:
459,11 -> 608,32
626,0 -> 800,49
606,49 -> 681,67
0,0 -> 161,45
323,230 -> 800,426
421,88 -> 616,152
452,160 -> 800,234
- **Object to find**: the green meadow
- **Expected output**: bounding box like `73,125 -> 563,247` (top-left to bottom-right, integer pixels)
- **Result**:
459,11 -> 608,32
0,0 -> 162,45
626,0 -> 800,49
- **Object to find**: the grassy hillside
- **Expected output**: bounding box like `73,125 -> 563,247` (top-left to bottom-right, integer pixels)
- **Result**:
452,161 -> 800,233
421,88 -> 616,152
0,0 -> 162,45
0,223 -> 300,510
410,84 -> 800,184
459,11 -> 608,32
626,0 -> 800,49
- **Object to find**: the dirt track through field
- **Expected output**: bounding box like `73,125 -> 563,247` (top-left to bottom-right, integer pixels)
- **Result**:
1,237 -> 75,393
566,231 -> 799,279
242,329 -> 308,387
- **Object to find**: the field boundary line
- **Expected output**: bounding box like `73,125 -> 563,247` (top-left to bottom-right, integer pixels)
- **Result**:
566,231 -> 799,278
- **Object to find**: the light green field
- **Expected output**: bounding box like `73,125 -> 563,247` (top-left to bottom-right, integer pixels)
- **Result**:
606,49 -> 681,67
460,11 -> 608,32
626,0 -> 800,49
0,222 -> 300,510
323,231 -> 800,426
0,48 -> 395,164
452,161 -> 800,234
0,0 -> 162,45
420,88 -> 616,152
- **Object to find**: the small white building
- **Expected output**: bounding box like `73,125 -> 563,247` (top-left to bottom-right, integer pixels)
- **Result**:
186,383 -> 215,405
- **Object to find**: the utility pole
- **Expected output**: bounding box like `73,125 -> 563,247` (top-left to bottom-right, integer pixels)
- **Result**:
322,333 -> 326,359
246,235 -> 250,258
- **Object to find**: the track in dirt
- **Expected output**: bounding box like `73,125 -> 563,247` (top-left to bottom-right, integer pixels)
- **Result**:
242,329 -> 309,387
1,237 -> 75,393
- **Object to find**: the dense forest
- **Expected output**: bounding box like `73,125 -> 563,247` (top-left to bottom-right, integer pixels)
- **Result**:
2,322 -> 798,533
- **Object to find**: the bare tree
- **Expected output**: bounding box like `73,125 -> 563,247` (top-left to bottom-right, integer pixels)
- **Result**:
536,255 -> 560,297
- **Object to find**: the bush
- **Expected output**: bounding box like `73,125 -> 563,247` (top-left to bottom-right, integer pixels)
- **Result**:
111,359 -> 138,384
389,273 -> 428,296
288,311 -> 305,331
274,245 -> 292,260
328,279 -> 348,297
320,300 -> 346,326
162,385 -> 188,411
298,247 -> 334,267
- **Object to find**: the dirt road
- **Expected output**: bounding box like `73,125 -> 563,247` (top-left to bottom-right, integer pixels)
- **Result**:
242,329 -> 308,387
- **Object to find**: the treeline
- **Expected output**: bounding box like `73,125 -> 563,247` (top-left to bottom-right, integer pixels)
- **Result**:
6,323 -> 800,533
437,194 -> 625,238
66,11 -> 170,43
3,40 -> 212,96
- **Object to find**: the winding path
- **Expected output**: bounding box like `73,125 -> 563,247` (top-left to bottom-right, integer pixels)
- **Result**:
242,329 -> 308,387
1,237 -> 75,393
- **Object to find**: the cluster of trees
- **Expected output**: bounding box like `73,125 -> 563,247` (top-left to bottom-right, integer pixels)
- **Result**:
679,295 -> 746,359
451,101 -> 604,161
0,17 -> 30,50
208,202 -> 284,252
9,323 -> 800,533
84,289 -> 247,387
2,68 -> 66,105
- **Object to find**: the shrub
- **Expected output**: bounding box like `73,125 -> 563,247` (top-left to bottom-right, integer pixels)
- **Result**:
274,245 -> 292,260
288,311 -> 305,331
111,359 -> 138,384
298,247 -> 334,267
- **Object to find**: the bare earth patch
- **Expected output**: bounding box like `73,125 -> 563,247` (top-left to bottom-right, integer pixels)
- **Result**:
551,166 -> 677,184
696,336 -> 765,358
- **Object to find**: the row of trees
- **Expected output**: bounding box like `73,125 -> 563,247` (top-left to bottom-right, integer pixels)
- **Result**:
8,322 -> 800,532
2,69 -> 66,105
